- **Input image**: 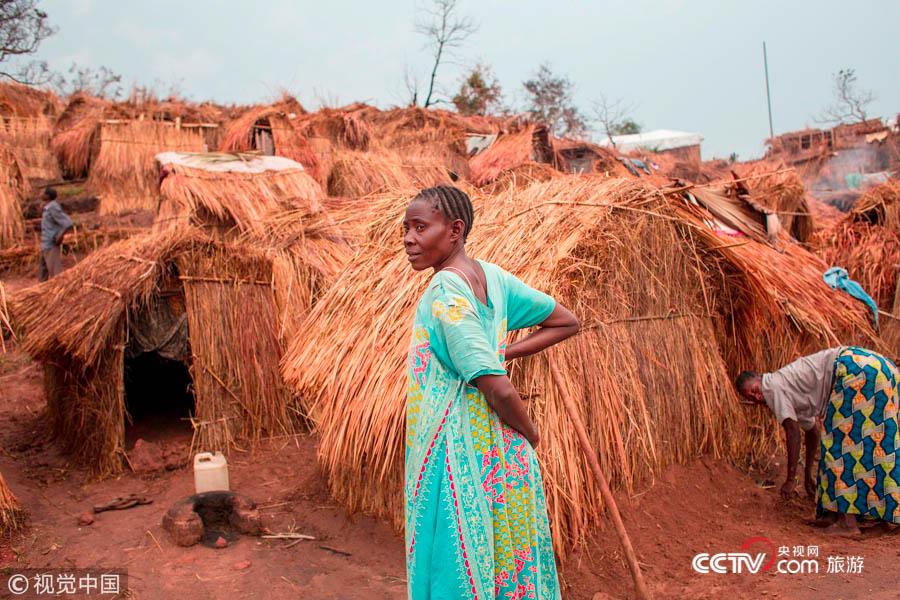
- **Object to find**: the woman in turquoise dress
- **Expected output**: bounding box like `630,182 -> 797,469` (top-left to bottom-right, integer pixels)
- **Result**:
403,186 -> 579,600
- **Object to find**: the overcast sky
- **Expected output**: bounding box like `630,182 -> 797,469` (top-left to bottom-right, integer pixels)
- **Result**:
30,0 -> 899,159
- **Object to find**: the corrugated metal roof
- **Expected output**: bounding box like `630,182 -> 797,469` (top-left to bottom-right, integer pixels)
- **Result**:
598,129 -> 703,152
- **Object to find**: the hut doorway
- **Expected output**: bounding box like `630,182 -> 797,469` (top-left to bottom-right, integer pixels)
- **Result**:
124,352 -> 194,444
124,292 -> 195,446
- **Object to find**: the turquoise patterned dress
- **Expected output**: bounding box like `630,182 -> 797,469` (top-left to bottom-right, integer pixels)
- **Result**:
405,260 -> 562,600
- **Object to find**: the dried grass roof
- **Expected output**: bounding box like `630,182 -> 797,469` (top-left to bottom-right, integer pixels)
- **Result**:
11,226 -> 205,366
325,148 -> 451,197
469,124 -> 551,186
156,152 -> 324,234
0,83 -> 61,117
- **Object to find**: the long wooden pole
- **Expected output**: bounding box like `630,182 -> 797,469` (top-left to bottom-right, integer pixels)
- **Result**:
547,357 -> 651,600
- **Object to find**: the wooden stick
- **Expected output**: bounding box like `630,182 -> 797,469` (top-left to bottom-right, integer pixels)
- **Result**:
261,533 -> 316,540
547,356 -> 651,600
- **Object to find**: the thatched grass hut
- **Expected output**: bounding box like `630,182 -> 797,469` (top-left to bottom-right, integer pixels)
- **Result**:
0,83 -> 60,117
0,84 -> 62,181
325,148 -> 451,197
10,228 -> 297,474
52,94 -> 227,180
815,179 -> 900,309
88,121 -> 207,215
155,151 -> 324,235
468,124 -> 554,186
0,115 -> 60,181
364,106 -> 489,179
0,148 -> 28,249
553,138 -> 632,178
280,177 -> 877,554
220,97 -> 322,181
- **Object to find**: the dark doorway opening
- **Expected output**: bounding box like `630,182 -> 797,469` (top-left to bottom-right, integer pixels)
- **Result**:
124,352 -> 194,446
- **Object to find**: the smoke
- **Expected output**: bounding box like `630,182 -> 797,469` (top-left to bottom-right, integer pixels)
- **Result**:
806,144 -> 891,210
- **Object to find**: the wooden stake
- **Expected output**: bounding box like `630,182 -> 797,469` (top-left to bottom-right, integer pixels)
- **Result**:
547,356 -> 652,600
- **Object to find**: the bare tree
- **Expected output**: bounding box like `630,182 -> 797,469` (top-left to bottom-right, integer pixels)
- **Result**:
522,63 -> 586,138
592,93 -> 640,147
818,68 -> 876,124
403,63 -> 420,107
0,0 -> 54,84
415,0 -> 477,108
50,63 -> 123,99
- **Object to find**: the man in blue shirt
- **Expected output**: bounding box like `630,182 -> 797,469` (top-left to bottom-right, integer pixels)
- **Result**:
38,187 -> 73,282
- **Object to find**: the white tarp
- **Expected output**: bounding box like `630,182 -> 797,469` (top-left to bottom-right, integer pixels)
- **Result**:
155,151 -> 305,173
598,129 -> 703,152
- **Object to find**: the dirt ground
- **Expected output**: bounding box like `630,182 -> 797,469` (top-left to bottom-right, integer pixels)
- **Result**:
1,277 -> 898,599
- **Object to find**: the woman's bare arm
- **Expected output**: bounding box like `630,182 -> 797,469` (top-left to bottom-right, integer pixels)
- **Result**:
472,374 -> 540,447
504,303 -> 579,362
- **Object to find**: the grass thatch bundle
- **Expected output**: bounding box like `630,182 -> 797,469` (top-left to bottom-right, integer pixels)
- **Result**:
0,116 -> 60,180
0,148 -> 27,249
156,152 -> 324,235
282,176 -> 875,554
482,161 -> 562,194
51,93 -> 110,178
0,280 -> 13,352
0,244 -> 34,275
51,116 -> 99,179
0,225 -> 144,278
296,106 -> 373,151
815,220 -> 900,310
11,227 -> 296,473
0,471 -> 24,533
88,121 -> 206,215
0,82 -> 60,118
852,179 -> 900,230
326,148 -> 451,197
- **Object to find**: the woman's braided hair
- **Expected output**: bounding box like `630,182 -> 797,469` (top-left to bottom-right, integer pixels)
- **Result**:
413,185 -> 475,241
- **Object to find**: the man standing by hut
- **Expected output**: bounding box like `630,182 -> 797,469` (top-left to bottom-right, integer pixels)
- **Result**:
736,346 -> 900,535
38,187 -> 73,282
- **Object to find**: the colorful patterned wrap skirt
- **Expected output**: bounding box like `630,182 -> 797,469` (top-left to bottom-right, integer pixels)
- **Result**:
817,346 -> 900,523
